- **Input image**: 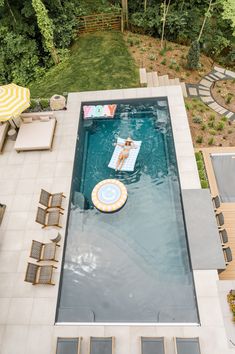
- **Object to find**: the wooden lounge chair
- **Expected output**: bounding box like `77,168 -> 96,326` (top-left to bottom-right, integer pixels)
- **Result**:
39,189 -> 65,210
89,337 -> 115,354
24,262 -> 57,285
174,337 -> 201,354
30,240 -> 60,262
219,229 -> 228,245
35,207 -> 63,228
141,337 -> 165,354
212,195 -> 221,210
56,337 -> 82,354
223,246 -> 232,265
216,212 -> 224,228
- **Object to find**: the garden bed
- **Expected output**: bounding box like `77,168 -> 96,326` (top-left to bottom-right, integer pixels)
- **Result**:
211,79 -> 235,113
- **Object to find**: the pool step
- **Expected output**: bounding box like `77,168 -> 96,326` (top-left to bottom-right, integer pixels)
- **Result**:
143,69 -> 188,97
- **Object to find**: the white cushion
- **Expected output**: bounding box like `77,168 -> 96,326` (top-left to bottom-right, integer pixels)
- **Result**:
14,118 -> 56,151
22,117 -> 33,124
40,116 -> 50,122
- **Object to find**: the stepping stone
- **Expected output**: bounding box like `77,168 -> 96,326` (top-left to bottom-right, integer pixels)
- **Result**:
158,75 -> 168,86
214,66 -> 225,73
200,79 -> 212,88
213,72 -> 226,79
204,76 -> 214,82
226,112 -> 234,119
201,96 -> 214,103
152,72 -> 159,86
188,87 -> 198,96
147,72 -> 153,87
199,89 -> 211,95
208,102 -> 222,110
216,107 -> 227,114
225,70 -> 235,79
198,86 -> 210,91
209,74 -> 219,80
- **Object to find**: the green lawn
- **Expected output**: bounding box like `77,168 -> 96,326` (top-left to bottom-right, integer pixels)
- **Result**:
29,31 -> 139,98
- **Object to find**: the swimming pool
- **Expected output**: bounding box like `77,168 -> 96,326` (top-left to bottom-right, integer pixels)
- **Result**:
56,98 -> 198,323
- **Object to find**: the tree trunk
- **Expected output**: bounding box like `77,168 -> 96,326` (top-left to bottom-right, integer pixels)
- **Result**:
198,0 -> 213,42
6,0 -> 17,24
161,0 -> 171,49
144,0 -> 147,12
122,0 -> 128,28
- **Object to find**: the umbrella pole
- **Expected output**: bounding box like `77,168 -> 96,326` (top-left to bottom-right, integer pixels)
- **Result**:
11,118 -> 18,130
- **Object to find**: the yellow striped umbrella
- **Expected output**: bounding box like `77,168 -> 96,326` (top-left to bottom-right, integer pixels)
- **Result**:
0,83 -> 30,124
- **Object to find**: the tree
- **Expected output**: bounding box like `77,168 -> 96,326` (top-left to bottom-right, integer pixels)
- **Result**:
122,0 -> 129,28
32,0 -> 59,64
187,40 -> 200,69
160,0 -> 171,48
220,0 -> 235,36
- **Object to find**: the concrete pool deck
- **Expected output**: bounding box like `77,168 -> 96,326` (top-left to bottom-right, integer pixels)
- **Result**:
0,87 -> 234,354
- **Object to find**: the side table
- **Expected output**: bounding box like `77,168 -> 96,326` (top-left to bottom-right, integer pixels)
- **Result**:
8,128 -> 17,141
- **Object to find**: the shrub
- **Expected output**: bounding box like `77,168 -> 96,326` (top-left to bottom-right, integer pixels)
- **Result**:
201,123 -> 207,131
40,98 -> 50,110
185,102 -> 191,110
201,180 -> 209,188
209,114 -> 216,121
192,116 -> 202,124
195,152 -> 202,161
161,58 -> 167,65
196,135 -> 203,144
197,160 -> 203,170
208,137 -> 214,145
159,48 -> 166,56
148,54 -> 156,61
199,170 -> 205,179
175,65 -> 180,72
225,94 -> 233,104
228,129 -> 233,134
216,121 -> 225,131
187,40 -> 200,70
209,129 -> 217,135
127,37 -> 134,46
208,121 -> 214,128
221,116 -> 228,122
30,99 -> 38,110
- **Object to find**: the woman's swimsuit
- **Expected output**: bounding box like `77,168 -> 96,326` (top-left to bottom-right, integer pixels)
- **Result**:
121,145 -> 131,157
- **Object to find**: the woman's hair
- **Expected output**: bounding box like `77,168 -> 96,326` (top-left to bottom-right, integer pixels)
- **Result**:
125,140 -> 131,145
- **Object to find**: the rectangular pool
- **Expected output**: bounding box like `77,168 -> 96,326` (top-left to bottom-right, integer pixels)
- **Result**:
56,98 -> 198,323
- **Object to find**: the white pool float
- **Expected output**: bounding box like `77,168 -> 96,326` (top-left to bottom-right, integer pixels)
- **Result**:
91,179 -> 127,212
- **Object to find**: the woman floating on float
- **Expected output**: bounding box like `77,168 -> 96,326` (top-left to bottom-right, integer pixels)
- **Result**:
108,136 -> 142,172
114,137 -> 136,171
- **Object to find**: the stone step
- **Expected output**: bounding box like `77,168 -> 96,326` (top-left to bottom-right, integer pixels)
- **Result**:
158,75 -> 169,86
139,68 -> 147,87
180,82 -> 188,97
152,72 -> 159,86
146,72 -> 153,87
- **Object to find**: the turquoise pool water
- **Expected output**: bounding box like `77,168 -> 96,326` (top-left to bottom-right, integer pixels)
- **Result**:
57,98 -> 198,323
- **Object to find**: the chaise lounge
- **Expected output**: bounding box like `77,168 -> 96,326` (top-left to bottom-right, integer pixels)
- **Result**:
174,337 -> 201,354
141,337 -> 165,354
35,207 -> 63,228
56,337 -> 82,354
39,189 -> 65,210
14,115 -> 56,152
89,337 -> 115,354
24,262 -> 57,285
30,240 -> 60,262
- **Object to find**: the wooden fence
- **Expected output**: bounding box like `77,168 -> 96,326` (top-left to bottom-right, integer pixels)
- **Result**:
77,12 -> 123,34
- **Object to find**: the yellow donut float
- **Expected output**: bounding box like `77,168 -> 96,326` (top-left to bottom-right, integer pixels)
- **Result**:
91,179 -> 127,212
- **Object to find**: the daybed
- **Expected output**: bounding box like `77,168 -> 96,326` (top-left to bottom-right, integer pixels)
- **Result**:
0,122 -> 9,153
14,115 -> 56,152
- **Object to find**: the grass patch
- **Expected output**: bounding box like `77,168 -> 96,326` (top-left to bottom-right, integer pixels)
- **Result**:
29,31 -> 139,98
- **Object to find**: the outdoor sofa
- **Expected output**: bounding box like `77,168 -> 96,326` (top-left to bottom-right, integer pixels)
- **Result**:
0,121 -> 9,153
14,114 -> 56,152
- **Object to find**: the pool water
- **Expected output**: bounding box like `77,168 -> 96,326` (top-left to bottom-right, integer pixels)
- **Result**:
56,98 -> 198,323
